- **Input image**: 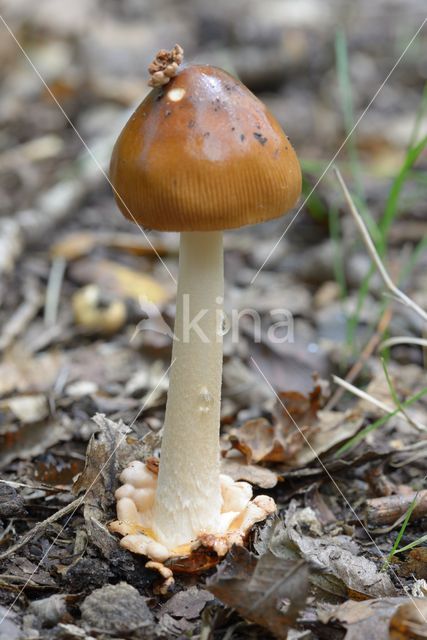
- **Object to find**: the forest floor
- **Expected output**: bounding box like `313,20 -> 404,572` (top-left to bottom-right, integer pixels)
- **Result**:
0,1 -> 427,638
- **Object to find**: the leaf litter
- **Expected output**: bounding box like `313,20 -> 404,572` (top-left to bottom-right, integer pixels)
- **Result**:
1,0 -> 427,638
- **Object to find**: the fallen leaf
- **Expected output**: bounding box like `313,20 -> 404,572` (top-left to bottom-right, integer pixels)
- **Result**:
228,417 -> 284,464
0,415 -> 76,469
411,579 -> 427,598
73,414 -> 160,558
0,343 -> 136,397
398,548 -> 427,581
226,385 -> 363,467
207,546 -> 309,639
0,349 -> 62,397
390,598 -> 427,639
284,503 -> 397,599
221,457 -> 279,489
69,258 -> 170,304
3,394 -> 49,423
4,557 -> 57,588
51,231 -> 100,260
51,230 -> 170,260
289,409 -> 364,466
320,597 -> 427,640
157,614 -> 194,637
159,586 -> 214,620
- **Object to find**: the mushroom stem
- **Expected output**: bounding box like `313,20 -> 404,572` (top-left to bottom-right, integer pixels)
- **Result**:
153,231 -> 224,548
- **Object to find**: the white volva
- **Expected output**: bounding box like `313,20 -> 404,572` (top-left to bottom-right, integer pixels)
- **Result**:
152,231 -> 224,548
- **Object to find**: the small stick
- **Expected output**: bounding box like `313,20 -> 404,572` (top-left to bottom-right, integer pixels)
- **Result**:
366,490 -> 427,527
326,306 -> 393,410
44,256 -> 66,327
0,498 -> 81,562
379,336 -> 427,350
332,374 -> 394,412
332,374 -> 427,432
0,281 -> 43,351
0,219 -> 22,278
334,167 -> 427,323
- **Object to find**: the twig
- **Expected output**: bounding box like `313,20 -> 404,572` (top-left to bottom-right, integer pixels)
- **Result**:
332,374 -> 427,432
0,498 -> 81,562
0,219 -> 23,278
0,280 -> 43,352
379,336 -> 427,350
334,167 -> 427,323
366,490 -> 427,527
44,256 -> 66,327
0,479 -> 63,494
0,574 -> 57,590
326,306 -> 393,410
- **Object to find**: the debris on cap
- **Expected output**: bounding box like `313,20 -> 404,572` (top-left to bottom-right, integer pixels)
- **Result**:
148,44 -> 184,88
111,61 -> 301,231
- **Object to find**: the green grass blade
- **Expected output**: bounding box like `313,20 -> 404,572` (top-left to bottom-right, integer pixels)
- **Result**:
408,82 -> 427,150
329,205 -> 348,299
343,89 -> 427,349
381,357 -> 402,409
383,492 -> 420,569
335,29 -> 364,202
393,534 -> 427,554
334,386 -> 427,457
398,235 -> 427,285
379,134 -> 427,255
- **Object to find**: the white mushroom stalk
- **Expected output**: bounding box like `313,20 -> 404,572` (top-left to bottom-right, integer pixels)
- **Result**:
153,231 -> 224,547
110,232 -> 276,560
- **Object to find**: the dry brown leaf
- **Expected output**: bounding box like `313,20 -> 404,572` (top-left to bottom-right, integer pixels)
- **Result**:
158,585 -> 213,639
0,415 -> 76,469
284,503 -> 397,599
226,386 -> 363,467
0,350 -> 62,397
0,343 -> 135,398
207,546 -> 309,639
159,586 -> 214,621
52,230 -> 170,261
2,394 -> 49,423
228,418 -> 284,464
320,597 -> 427,640
290,408 -> 364,466
221,457 -> 279,489
73,414 -> 160,558
51,231 -> 100,261
390,598 -> 427,639
69,258 -> 170,304
398,548 -> 427,581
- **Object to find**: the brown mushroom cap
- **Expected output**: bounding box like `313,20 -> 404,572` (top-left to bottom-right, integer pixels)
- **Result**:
110,65 -> 302,231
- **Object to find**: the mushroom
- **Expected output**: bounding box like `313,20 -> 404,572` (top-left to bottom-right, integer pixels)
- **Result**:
109,47 -> 301,565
